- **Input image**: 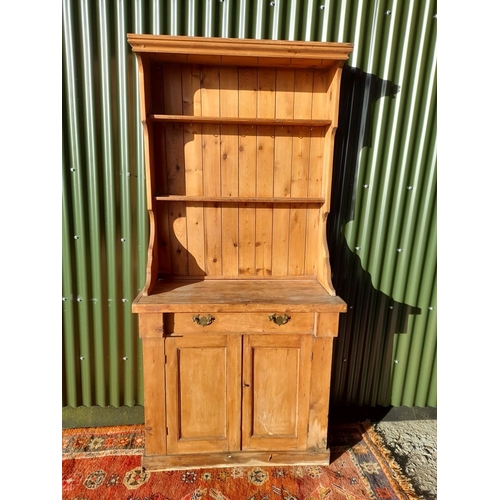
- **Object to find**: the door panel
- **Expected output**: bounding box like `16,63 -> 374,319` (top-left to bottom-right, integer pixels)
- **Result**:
242,334 -> 312,451
165,334 -> 241,454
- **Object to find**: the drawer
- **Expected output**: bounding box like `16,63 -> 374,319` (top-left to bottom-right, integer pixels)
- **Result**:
165,312 -> 315,334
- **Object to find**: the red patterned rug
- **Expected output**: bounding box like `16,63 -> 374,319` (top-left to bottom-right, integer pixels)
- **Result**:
62,422 -> 418,499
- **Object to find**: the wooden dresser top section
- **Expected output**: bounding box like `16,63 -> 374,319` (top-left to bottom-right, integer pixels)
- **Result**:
132,279 -> 347,313
127,35 -> 353,68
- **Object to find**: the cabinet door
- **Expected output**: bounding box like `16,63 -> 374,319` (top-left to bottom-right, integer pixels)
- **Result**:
242,334 -> 313,451
165,334 -> 241,454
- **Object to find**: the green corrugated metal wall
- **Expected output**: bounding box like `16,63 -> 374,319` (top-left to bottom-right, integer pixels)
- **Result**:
62,0 -> 437,412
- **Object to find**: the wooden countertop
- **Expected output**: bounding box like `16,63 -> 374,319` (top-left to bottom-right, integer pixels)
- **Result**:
132,279 -> 347,313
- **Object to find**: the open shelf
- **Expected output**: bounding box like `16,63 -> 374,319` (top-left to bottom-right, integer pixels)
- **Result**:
149,114 -> 331,127
154,196 -> 325,204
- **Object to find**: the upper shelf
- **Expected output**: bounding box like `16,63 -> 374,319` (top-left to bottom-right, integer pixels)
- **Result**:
148,115 -> 331,127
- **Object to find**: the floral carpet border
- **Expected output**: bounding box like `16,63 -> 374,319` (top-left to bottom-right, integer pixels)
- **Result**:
62,421 -> 419,499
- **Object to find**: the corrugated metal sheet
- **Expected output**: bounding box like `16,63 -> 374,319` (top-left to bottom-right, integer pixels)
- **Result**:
62,0 -> 437,409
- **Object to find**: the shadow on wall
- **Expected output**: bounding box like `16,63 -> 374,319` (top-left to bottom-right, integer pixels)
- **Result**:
327,66 -> 421,408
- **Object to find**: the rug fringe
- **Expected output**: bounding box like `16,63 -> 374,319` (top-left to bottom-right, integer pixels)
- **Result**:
361,420 -> 420,499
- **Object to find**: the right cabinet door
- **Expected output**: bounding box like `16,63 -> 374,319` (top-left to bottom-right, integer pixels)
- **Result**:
242,334 -> 313,451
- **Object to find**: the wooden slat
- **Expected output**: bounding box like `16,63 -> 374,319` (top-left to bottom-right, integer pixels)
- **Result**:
186,202 -> 206,276
219,68 -> 240,277
168,201 -> 188,275
204,202 -> 222,275
157,203 -> 172,275
182,65 -> 203,196
164,123 -> 185,195
257,68 -> 276,119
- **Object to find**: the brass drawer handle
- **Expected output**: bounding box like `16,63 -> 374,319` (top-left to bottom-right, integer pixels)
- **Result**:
192,314 -> 215,327
268,313 -> 291,326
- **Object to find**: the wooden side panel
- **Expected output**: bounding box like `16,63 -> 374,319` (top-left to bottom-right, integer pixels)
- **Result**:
242,334 -> 312,451
317,65 -> 342,294
165,334 -> 241,454
139,313 -> 166,456
307,336 -> 334,450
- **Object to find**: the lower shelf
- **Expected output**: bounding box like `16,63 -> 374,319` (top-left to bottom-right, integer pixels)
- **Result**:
142,449 -> 331,471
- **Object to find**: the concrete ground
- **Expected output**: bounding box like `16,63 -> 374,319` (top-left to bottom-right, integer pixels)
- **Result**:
331,406 -> 437,499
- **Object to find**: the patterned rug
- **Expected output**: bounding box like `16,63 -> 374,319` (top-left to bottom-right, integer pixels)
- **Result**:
62,422 -> 418,499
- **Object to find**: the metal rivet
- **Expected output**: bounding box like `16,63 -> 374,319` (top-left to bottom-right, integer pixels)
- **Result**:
389,306 -> 394,310
80,357 -> 85,361
77,298 -> 83,302
355,246 -> 360,250
343,358 -> 347,362
121,238 -> 126,242
270,1 -> 275,5
397,248 -> 403,252
394,359 -> 399,363
349,306 -> 353,309
319,4 -> 325,8
62,297 -> 66,302
70,168 -> 76,172
123,357 -> 128,361
74,235 -> 79,239
363,184 -> 369,188
433,14 -> 437,19
386,10 -> 392,15
429,306 -> 434,311
407,186 -> 413,190
122,298 -> 128,302
126,172 -> 131,177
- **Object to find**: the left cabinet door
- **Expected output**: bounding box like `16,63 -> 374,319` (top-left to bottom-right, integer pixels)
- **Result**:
165,334 -> 242,455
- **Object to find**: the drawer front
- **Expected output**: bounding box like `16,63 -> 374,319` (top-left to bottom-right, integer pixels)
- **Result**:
166,312 -> 315,334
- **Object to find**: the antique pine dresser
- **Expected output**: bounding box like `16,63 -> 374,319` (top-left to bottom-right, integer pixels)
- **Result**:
127,34 -> 353,471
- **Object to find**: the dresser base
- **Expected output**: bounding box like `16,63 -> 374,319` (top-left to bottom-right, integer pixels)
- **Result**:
142,449 -> 331,471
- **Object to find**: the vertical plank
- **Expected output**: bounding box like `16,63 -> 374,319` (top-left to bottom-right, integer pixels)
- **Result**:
238,68 -> 257,276
289,126 -> 310,276
293,69 -> 314,120
275,69 -> 295,119
168,201 -> 188,275
182,65 -> 205,276
201,66 -> 221,197
182,66 -> 203,196
204,202 -> 222,275
254,69 -> 275,277
305,127 -> 324,276
257,68 -> 276,119
220,67 -> 240,276
162,63 -> 183,115
156,202 -> 172,276
164,123 -> 185,195
139,313 -> 166,456
186,202 -> 206,276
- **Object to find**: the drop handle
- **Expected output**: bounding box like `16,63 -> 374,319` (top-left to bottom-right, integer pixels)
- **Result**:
268,313 -> 291,325
192,314 -> 215,327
